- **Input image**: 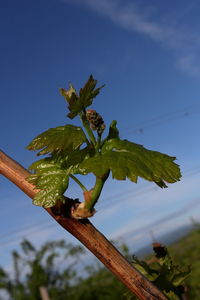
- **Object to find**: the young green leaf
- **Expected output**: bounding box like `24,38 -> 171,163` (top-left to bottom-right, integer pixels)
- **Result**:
106,120 -> 119,140
26,146 -> 95,208
132,255 -> 158,281
171,266 -> 191,286
27,158 -> 69,207
79,138 -> 181,187
132,243 -> 190,300
26,125 -> 87,156
164,291 -> 180,300
60,83 -> 77,102
60,75 -> 105,119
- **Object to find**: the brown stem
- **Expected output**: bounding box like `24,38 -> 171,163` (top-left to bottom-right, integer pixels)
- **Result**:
0,150 -> 167,300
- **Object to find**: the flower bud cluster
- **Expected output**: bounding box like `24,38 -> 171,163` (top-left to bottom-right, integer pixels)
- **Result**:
86,109 -> 105,135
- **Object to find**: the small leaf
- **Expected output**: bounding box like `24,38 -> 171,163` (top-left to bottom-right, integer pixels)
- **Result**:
164,291 -> 180,300
27,158 -> 69,207
106,120 -> 119,140
26,125 -> 87,156
60,75 -> 105,119
132,255 -> 158,281
171,266 -> 191,286
60,83 -> 77,102
79,138 -> 181,187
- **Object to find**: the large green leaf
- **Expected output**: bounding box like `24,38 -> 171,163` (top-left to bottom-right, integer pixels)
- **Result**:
60,75 -> 105,119
79,138 -> 181,187
27,145 -> 95,207
27,158 -> 69,207
62,146 -> 95,174
26,125 -> 87,156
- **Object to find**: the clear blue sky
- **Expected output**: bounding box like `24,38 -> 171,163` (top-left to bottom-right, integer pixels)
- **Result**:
1,0 -> 200,270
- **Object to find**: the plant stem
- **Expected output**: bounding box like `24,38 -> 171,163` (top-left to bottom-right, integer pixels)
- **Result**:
69,174 -> 87,192
96,134 -> 101,152
80,113 -> 96,145
85,172 -> 109,211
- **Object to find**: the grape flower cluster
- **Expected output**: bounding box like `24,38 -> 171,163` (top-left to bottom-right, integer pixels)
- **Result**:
86,109 -> 105,135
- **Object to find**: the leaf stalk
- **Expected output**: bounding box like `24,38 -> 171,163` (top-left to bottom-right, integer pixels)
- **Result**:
69,174 -> 88,192
80,113 -> 96,146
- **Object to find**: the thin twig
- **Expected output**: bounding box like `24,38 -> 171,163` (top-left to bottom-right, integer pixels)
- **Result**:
0,150 -> 168,300
39,286 -> 51,300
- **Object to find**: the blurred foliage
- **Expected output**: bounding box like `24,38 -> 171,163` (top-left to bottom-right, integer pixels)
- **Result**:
169,223 -> 200,299
1,226 -> 200,300
0,239 -> 85,300
132,243 -> 190,299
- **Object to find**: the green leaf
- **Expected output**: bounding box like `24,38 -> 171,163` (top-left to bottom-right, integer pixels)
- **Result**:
132,255 -> 158,281
60,75 -> 105,119
62,146 -> 95,174
164,291 -> 180,300
27,158 -> 69,207
27,145 -> 95,207
171,266 -> 191,286
60,83 -> 77,102
106,120 -> 119,140
26,125 -> 87,156
79,138 -> 181,187
131,243 -> 190,299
